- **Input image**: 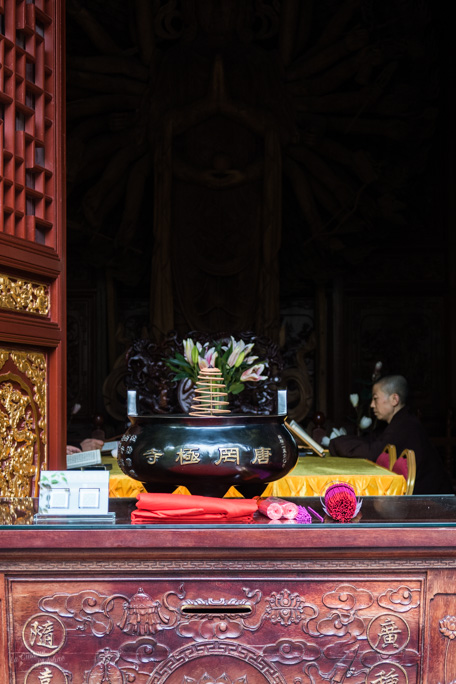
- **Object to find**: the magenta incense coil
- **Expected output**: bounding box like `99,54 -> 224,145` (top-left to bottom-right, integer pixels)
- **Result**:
321,482 -> 362,523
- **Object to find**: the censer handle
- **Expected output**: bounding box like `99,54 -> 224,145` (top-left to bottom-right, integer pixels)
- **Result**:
276,389 -> 288,416
127,390 -> 138,417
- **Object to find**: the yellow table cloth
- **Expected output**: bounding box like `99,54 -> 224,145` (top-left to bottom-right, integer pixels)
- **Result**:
109,455 -> 406,498
264,456 -> 406,497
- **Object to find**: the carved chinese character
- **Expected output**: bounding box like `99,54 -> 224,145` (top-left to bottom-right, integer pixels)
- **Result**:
29,619 -> 55,649
23,614 -> 66,658
252,447 -> 272,464
24,662 -> 69,683
370,667 -> 400,684
176,448 -> 201,465
144,448 -> 164,464
367,613 -> 409,655
37,666 -> 53,684
375,617 -> 401,649
215,447 -> 240,465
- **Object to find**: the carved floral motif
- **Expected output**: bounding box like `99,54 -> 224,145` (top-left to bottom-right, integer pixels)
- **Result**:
0,350 -> 47,496
264,588 -> 317,628
440,615 -> 456,640
0,273 -> 50,316
439,615 -> 456,684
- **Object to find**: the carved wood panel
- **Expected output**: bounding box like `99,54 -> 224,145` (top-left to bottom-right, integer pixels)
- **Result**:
425,569 -> 456,683
0,349 -> 47,497
7,575 -> 425,683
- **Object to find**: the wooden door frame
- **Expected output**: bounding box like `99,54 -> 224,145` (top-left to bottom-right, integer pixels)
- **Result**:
0,0 -> 67,477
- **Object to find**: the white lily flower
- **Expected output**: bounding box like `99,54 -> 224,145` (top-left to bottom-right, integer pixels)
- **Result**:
359,416 -> 373,430
184,339 -> 202,365
349,393 -> 359,408
329,427 -> 347,440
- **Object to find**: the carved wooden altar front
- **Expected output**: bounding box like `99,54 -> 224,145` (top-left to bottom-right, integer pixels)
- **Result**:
8,574 -> 423,683
1,501 -> 456,683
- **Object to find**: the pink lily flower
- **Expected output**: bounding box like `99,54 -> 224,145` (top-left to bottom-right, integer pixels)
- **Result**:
198,347 -> 218,369
240,363 -> 268,382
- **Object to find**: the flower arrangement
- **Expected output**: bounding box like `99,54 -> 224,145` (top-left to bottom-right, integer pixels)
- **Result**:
165,336 -> 268,395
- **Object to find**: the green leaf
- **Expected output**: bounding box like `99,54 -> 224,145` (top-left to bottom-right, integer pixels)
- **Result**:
173,371 -> 190,381
175,352 -> 188,363
229,382 -> 245,395
167,357 -> 190,369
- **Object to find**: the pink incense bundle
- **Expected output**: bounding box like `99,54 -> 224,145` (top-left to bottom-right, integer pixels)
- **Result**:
281,500 -> 299,519
321,482 -> 362,523
257,497 -> 298,520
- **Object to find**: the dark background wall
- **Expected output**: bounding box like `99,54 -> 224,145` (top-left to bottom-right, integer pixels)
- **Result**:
65,0 -> 455,466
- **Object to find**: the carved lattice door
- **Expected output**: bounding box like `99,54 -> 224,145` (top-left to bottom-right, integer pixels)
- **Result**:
0,0 -> 65,496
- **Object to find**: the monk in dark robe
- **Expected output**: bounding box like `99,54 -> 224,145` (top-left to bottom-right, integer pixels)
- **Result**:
329,375 -> 454,495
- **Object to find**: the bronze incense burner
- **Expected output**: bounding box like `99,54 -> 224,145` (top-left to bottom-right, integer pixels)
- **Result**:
117,390 -> 298,498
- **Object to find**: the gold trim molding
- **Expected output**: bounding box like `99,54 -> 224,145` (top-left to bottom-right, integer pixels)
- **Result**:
0,273 -> 50,316
0,350 -> 47,497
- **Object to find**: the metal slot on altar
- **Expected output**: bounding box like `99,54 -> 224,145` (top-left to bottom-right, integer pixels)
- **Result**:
117,374 -> 299,498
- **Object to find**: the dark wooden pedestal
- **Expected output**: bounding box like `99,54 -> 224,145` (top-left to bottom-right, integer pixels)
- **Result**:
1,496 -> 456,683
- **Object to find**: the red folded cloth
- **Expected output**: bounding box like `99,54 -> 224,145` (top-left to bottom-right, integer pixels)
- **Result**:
131,492 -> 258,524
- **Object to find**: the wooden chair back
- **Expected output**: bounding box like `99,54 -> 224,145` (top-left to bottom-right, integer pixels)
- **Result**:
376,444 -> 397,470
392,448 -> 416,495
